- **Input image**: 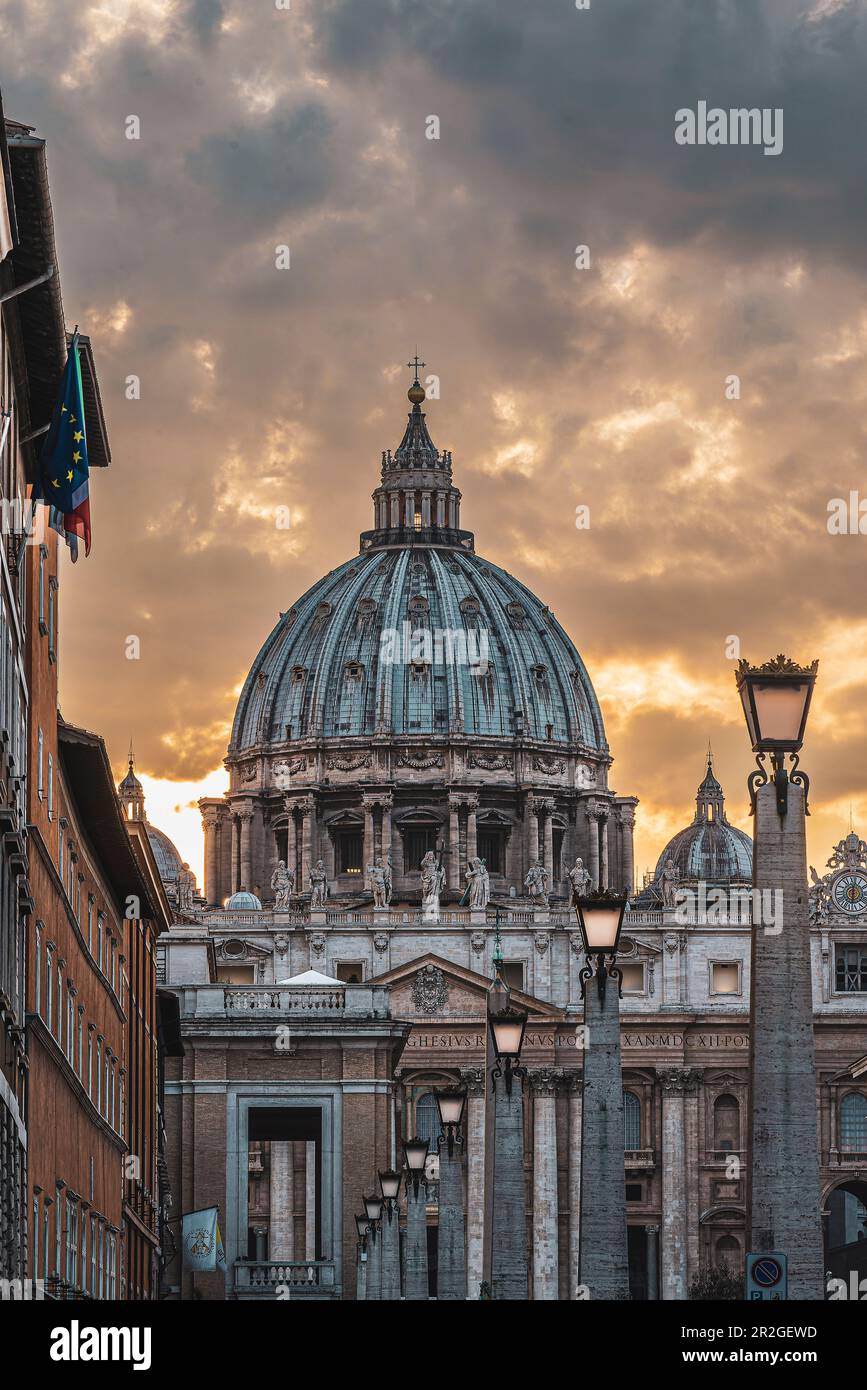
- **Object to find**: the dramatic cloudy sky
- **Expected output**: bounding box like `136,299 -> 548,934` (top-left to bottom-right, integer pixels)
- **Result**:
3,0 -> 867,886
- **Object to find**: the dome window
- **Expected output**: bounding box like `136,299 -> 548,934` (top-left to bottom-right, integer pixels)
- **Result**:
357,598 -> 377,617
344,662 -> 363,681
532,663 -> 549,682
290,666 -> 306,685
506,601 -> 526,630
460,597 -> 480,615
408,594 -> 429,615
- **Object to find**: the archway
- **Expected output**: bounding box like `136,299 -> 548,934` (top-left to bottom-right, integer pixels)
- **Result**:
823,1179 -> 867,1290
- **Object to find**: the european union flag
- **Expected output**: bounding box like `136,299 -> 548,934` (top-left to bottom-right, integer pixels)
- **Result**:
32,329 -> 91,561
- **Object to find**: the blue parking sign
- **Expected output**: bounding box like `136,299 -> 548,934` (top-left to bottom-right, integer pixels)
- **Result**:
746,1251 -> 788,1300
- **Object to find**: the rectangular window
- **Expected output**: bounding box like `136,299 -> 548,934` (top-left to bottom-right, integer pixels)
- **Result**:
58,823 -> 64,881
90,1217 -> 97,1297
335,961 -> 365,983
48,575 -> 58,662
620,962 -> 646,993
97,915 -> 103,972
87,1027 -> 94,1097
45,947 -> 54,1031
37,726 -> 44,798
835,945 -> 867,993
77,1008 -> 83,1077
47,753 -> 54,819
337,830 -> 363,874
403,827 -> 438,872
34,922 -> 43,1017
38,544 -> 47,630
66,1198 -> 77,1286
502,960 -> 524,991
54,1186 -> 62,1278
96,1037 -> 102,1112
87,895 -> 94,953
477,829 -> 503,875
711,962 -> 741,995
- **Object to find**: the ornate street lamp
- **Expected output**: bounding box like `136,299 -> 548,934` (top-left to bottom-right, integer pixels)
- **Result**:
736,655 -> 818,816
435,1085 -> 467,1158
488,1002 -> 528,1097
363,1192 -> 383,1243
355,1213 -> 369,1242
378,1169 -> 401,1221
574,889 -> 627,1005
402,1136 -> 429,1198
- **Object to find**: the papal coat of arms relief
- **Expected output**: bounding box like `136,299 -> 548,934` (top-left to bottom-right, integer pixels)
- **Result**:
411,964 -> 449,1014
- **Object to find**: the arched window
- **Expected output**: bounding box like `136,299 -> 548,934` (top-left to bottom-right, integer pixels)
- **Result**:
840,1093 -> 867,1151
415,1093 -> 439,1150
713,1094 -> 739,1154
624,1092 -> 641,1150
716,1234 -> 740,1270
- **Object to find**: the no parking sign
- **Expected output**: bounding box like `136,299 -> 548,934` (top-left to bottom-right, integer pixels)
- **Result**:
746,1251 -> 788,1300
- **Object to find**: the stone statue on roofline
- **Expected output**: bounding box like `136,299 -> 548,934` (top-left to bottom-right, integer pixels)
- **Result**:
177,862 -> 196,913
271,860 -> 294,908
420,849 -> 445,912
367,858 -> 388,909
466,856 -> 490,909
567,856 -> 592,902
660,858 -> 679,910
309,859 -> 329,908
525,859 -> 549,906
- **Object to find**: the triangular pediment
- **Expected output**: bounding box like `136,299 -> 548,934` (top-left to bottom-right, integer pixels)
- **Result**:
370,951 -> 561,1019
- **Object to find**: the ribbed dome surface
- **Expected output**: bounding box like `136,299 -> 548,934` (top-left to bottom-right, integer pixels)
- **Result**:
653,757 -> 752,884
147,824 -> 184,882
230,547 -> 607,752
653,819 -> 753,883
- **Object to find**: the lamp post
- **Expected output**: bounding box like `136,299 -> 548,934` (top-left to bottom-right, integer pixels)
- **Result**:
362,1192 -> 383,1301
378,1169 -> 402,1301
488,968 -> 529,1300
402,1136 -> 430,1300
736,654 -> 824,1298
354,1213 -> 369,1301
435,1085 -> 467,1300
574,889 -> 630,1299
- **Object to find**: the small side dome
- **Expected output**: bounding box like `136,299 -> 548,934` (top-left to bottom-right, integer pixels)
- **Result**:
223,890 -> 262,910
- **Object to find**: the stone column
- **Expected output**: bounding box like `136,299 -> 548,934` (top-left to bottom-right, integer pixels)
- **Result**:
658,1067 -> 693,1300
356,1241 -> 367,1300
542,805 -> 554,886
366,1224 -> 382,1300
437,1141 -> 467,1300
461,1067 -> 486,1299
448,799 -> 462,890
362,796 -> 375,879
586,806 -> 600,889
599,808 -> 610,890
645,1225 -> 659,1300
380,1205 -> 401,1300
239,807 -> 254,892
529,1068 -> 560,1300
567,1074 -> 582,1299
684,1070 -> 703,1285
299,796 -> 314,893
203,810 -> 220,906
466,795 -> 479,865
305,1142 -> 316,1261
253,1226 -> 267,1263
579,965 -> 629,1299
285,804 -> 297,887
526,800 -> 539,879
404,1181 -> 429,1300
749,779 -> 824,1298
230,815 -> 240,894
380,794 -> 393,867
490,1075 -> 528,1300
619,805 -> 635,895
269,1141 -> 295,1261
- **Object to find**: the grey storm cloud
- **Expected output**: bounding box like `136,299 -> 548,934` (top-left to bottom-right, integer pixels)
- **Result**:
0,0 -> 865,872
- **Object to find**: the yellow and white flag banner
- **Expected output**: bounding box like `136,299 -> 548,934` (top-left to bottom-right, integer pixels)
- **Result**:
181,1207 -> 227,1272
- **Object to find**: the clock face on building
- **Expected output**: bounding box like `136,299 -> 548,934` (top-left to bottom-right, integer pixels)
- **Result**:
832,872 -> 867,915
